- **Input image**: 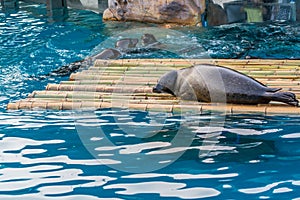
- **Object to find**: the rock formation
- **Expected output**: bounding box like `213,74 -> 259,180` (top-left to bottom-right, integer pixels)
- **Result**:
103,0 -> 206,25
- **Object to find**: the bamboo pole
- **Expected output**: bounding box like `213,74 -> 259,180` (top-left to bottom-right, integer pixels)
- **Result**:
89,65 -> 300,73
70,72 -> 299,82
78,70 -> 167,76
61,79 -> 299,88
17,97 -> 181,105
30,90 -> 174,99
87,66 -> 173,72
92,60 -> 300,73
46,84 -> 154,93
60,80 -> 157,86
7,100 -> 300,115
84,68 -> 300,76
94,58 -> 300,67
69,74 -> 159,82
74,69 -> 167,75
46,84 -> 300,95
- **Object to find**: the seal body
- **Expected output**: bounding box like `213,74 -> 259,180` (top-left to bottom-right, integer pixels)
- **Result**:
47,48 -> 121,77
91,48 -> 121,60
153,64 -> 299,106
115,38 -> 139,51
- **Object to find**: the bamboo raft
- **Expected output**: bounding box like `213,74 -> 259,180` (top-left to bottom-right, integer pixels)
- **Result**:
7,59 -> 300,115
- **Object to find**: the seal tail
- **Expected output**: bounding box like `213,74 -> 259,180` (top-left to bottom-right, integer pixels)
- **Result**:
266,91 -> 299,106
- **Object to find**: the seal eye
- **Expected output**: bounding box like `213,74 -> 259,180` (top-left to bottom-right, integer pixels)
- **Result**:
114,1 -> 118,6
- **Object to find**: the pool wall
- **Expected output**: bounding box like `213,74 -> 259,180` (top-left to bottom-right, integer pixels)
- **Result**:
16,0 -> 300,25
22,0 -> 108,12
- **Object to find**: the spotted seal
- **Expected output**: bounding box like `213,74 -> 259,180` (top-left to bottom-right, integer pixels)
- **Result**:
48,48 -> 121,77
153,64 -> 299,106
115,38 -> 139,51
91,48 -> 121,60
141,33 -> 167,49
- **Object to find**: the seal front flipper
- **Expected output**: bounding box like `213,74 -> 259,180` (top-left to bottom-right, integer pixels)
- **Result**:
265,91 -> 299,106
265,87 -> 282,93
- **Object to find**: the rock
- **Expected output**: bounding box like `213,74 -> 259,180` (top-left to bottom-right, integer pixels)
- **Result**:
207,0 -> 228,26
103,0 -> 206,25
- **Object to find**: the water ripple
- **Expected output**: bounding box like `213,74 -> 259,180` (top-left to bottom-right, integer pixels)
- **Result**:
239,180 -> 295,195
104,181 -> 220,199
1,1 -> 300,199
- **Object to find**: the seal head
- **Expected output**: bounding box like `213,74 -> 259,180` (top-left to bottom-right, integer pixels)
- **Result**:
153,70 -> 177,96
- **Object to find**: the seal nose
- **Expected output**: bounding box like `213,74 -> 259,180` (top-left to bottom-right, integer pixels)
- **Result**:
117,9 -> 126,20
153,84 -> 163,93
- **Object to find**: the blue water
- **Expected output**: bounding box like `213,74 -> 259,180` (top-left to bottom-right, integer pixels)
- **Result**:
1,2 -> 300,199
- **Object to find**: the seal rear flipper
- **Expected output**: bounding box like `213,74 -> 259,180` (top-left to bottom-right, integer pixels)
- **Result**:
266,91 -> 299,106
